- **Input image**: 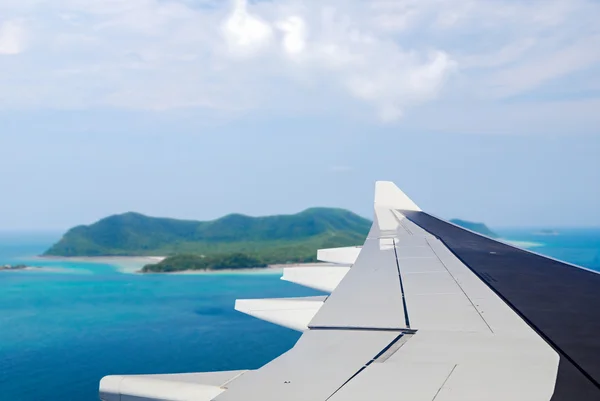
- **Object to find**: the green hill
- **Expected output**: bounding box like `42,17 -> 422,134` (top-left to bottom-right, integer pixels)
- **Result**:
45,210 -> 498,272
450,219 -> 498,238
44,208 -> 372,263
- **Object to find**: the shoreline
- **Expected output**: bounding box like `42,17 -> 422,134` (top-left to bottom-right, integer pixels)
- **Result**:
143,262 -> 335,275
36,256 -> 166,274
164,266 -> 284,275
34,240 -> 542,275
0,264 -> 91,274
501,239 -> 544,249
35,256 -> 331,275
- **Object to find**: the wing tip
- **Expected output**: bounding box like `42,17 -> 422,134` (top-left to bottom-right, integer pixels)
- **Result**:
374,181 -> 421,211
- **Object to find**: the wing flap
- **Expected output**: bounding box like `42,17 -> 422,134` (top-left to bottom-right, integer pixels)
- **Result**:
235,296 -> 326,331
281,265 -> 350,292
99,371 -> 247,401
316,246 -> 361,265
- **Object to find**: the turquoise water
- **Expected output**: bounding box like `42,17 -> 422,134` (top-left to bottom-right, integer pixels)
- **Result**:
1,229 -> 599,401
496,227 -> 600,271
0,233 -> 321,401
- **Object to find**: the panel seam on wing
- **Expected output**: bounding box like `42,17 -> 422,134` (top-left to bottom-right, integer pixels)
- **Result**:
393,238 -> 411,329
431,364 -> 458,401
426,237 -> 495,334
323,333 -> 406,401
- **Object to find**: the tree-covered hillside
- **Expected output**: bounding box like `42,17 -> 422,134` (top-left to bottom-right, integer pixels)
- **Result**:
142,254 -> 268,273
44,208 -> 372,259
44,209 -> 500,272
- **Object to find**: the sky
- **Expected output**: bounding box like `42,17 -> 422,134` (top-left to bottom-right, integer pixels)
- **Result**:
1,0 -> 599,230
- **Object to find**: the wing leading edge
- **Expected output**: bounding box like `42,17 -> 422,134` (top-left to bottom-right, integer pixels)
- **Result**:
99,182 -> 600,401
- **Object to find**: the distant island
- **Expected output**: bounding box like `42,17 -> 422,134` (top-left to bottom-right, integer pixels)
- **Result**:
450,219 -> 499,238
44,208 -> 372,272
44,210 -> 499,273
0,264 -> 39,271
534,229 -> 559,236
142,254 -> 268,273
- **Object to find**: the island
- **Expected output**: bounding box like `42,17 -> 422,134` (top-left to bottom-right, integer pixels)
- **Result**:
142,253 -> 268,273
44,208 -> 372,272
535,229 -> 559,236
0,264 -> 39,271
44,209 -> 499,273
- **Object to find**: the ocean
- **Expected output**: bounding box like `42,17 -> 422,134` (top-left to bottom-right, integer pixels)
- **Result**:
1,229 -> 599,401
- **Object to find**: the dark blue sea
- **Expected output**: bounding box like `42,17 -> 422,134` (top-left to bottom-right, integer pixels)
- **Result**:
1,229 -> 599,401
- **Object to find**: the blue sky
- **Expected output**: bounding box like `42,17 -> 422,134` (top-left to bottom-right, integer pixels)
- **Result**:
1,0 -> 599,230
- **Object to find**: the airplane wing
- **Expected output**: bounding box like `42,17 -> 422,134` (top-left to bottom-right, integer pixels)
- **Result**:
100,181 -> 600,401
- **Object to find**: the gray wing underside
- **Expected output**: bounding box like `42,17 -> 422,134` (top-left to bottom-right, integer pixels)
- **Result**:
101,182 -> 593,401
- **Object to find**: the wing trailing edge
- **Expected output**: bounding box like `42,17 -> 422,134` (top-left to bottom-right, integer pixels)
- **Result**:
99,371 -> 247,401
281,265 -> 350,292
234,296 -> 326,332
316,246 -> 361,264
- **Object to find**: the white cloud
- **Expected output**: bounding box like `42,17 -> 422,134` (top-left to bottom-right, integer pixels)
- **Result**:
0,0 -> 598,127
277,16 -> 307,56
486,35 -> 600,98
0,20 -> 26,55
222,0 -> 273,56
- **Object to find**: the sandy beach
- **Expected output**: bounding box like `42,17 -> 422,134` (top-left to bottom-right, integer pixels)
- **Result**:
502,239 -> 544,249
35,256 -> 330,275
153,262 -> 337,275
36,256 -> 166,274
0,257 -> 352,275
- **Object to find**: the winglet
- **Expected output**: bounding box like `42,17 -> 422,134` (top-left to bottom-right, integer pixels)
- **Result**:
374,181 -> 421,211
